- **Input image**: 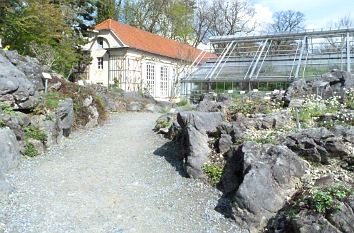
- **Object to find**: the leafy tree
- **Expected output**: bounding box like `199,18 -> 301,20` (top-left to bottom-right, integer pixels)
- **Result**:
96,0 -> 118,24
1,0 -> 90,76
120,0 -> 194,43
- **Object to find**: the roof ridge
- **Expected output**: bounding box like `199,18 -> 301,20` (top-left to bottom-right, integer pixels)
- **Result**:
108,19 -> 197,49
94,19 -> 217,62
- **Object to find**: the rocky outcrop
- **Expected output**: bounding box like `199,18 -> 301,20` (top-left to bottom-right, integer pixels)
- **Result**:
221,142 -> 306,232
284,70 -> 354,102
284,128 -> 351,164
216,111 -> 292,147
0,50 -> 45,92
0,50 -> 45,110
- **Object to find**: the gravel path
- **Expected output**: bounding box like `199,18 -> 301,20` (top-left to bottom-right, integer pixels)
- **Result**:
0,112 -> 244,233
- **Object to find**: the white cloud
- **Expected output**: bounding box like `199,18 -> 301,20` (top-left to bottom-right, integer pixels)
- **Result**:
254,4 -> 273,24
252,4 -> 273,32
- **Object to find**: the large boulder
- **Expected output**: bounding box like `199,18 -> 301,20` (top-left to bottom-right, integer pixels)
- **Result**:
0,112 -> 30,142
0,50 -> 45,91
56,98 -> 74,137
284,128 -> 351,164
177,111 -> 225,134
180,126 -> 210,178
284,70 -> 354,102
196,99 -> 224,112
283,79 -> 311,103
221,142 -> 306,232
30,114 -> 62,147
0,127 -> 21,173
126,102 -> 144,111
320,70 -> 354,92
0,51 -> 40,110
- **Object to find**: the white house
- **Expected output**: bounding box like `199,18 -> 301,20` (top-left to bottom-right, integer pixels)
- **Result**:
83,19 -> 216,98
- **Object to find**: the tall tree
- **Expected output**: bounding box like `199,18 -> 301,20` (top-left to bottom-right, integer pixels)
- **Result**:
192,0 -> 255,47
120,0 -> 194,43
209,0 -> 255,36
268,10 -> 305,33
192,0 -> 215,47
96,0 -> 117,24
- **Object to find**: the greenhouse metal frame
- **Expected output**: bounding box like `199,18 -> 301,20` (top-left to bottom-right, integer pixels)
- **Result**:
181,28 -> 354,98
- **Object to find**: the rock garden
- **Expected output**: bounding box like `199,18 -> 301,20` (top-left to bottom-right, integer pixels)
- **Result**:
155,70 -> 354,233
0,49 -> 165,197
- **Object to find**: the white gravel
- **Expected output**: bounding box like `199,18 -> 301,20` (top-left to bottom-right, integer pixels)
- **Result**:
0,112 -> 246,233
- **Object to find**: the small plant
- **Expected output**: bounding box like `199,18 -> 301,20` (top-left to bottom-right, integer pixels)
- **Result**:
94,94 -> 108,124
45,91 -> 64,109
345,88 -> 354,109
178,98 -> 189,107
228,99 -> 283,117
24,142 -> 39,157
24,125 -> 46,143
288,185 -> 353,217
0,119 -> 6,127
236,127 -> 295,145
306,186 -> 352,214
0,104 -> 16,116
202,163 -> 223,185
293,95 -> 340,125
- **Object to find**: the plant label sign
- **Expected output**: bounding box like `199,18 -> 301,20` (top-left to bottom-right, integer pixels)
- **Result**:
289,99 -> 304,108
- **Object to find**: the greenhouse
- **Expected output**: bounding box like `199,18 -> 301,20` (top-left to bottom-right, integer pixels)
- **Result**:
181,28 -> 354,99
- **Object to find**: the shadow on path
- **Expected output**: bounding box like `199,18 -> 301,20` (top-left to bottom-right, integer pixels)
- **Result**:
153,141 -> 188,178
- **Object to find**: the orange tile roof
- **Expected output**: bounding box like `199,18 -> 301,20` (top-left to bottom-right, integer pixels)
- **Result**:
95,19 -> 217,63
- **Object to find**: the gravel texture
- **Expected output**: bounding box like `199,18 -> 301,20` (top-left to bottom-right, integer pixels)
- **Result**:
0,112 -> 245,233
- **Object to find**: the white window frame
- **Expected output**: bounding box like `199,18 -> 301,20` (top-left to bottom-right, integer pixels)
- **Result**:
160,66 -> 169,97
98,57 -> 103,69
146,62 -> 156,96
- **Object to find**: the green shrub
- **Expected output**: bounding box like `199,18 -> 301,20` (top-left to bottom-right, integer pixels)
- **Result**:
202,163 -> 223,185
24,142 -> 39,157
24,125 -> 46,143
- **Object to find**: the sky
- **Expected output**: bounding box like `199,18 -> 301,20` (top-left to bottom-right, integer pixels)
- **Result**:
252,0 -> 354,30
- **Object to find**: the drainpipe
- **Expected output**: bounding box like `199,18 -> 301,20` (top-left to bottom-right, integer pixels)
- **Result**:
347,32 -> 351,73
108,50 -> 111,88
